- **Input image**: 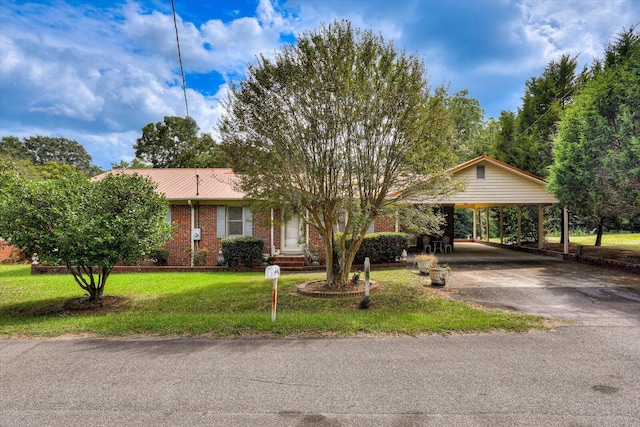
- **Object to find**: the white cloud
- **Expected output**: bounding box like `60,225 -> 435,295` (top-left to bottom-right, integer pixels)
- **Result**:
0,0 -> 298,168
2,0 -> 639,168
514,0 -> 635,68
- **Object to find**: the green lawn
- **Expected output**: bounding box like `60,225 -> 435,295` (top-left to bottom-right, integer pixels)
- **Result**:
546,233 -> 640,251
0,265 -> 547,338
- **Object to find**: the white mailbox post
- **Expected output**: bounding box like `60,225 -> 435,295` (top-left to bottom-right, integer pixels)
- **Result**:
265,265 -> 281,322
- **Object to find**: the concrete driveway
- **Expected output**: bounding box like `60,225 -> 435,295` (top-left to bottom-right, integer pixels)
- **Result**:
432,242 -> 640,326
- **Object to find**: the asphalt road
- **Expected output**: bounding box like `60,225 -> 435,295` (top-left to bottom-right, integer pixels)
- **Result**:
1,328 -> 639,426
2,244 -> 640,426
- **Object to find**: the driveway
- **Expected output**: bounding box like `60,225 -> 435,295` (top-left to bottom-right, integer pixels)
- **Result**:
434,242 -> 640,326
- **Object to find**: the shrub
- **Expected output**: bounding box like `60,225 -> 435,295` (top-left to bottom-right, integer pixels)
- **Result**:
353,232 -> 409,264
150,248 -> 169,266
221,237 -> 265,267
193,248 -> 209,266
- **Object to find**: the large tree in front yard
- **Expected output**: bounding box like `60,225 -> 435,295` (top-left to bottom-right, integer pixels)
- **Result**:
0,171 -> 170,300
219,21 -> 457,287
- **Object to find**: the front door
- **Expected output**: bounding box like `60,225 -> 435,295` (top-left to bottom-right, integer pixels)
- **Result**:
282,215 -> 304,253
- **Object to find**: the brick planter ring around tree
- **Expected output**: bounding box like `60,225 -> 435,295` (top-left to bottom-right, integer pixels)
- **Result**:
296,280 -> 379,298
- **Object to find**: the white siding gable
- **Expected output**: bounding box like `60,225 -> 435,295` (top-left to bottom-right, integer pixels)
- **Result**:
444,160 -> 558,206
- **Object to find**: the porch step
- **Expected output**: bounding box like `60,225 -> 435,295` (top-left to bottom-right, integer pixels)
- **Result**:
271,255 -> 306,268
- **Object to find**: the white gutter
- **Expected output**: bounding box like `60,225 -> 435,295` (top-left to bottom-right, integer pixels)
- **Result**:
188,200 -> 195,266
270,209 -> 275,256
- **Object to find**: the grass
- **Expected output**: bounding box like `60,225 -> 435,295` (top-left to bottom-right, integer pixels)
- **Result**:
0,265 -> 547,338
546,233 -> 640,251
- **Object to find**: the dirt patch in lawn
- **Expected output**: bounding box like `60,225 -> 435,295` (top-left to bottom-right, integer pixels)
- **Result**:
62,295 -> 127,312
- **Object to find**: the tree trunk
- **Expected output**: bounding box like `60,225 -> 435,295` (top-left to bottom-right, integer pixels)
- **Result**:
326,240 -> 348,288
87,285 -> 101,301
595,218 -> 605,246
324,234 -> 357,288
68,264 -> 108,301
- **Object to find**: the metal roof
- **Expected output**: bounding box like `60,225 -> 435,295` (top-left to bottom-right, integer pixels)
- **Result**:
93,168 -> 245,201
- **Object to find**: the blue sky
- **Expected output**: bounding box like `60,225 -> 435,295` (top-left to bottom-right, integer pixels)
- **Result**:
1,0 -> 638,170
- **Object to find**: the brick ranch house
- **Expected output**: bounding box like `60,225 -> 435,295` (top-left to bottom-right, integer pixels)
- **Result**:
91,155 -> 557,267
93,168 -> 424,267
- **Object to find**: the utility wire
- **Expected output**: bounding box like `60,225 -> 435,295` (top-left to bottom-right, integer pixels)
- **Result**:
171,0 -> 190,118
171,1 -> 199,200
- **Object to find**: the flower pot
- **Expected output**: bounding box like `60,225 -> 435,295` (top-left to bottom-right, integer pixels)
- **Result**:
416,260 -> 431,275
429,267 -> 450,286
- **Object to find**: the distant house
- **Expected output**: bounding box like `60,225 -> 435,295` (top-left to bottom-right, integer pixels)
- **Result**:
94,156 -> 558,266
0,239 -> 15,262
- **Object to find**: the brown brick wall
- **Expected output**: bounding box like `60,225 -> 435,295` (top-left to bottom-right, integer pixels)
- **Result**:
0,240 -> 15,261
163,204 -> 272,266
162,205 -> 437,266
253,211 -> 272,255
165,205 -> 192,266
375,217 -> 396,232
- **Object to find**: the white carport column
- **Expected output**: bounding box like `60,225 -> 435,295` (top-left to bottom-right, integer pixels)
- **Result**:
563,206 -> 569,254
500,207 -> 504,244
538,204 -> 544,249
517,206 -> 522,246
485,208 -> 490,241
472,208 -> 477,240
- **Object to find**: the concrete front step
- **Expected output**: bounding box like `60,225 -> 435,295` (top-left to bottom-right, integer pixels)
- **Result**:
271,255 -> 305,268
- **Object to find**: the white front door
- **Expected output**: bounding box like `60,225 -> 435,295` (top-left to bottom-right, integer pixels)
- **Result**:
282,215 -> 304,252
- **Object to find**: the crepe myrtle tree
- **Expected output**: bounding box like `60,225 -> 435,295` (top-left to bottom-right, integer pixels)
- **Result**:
219,20 -> 459,287
0,171 -> 171,300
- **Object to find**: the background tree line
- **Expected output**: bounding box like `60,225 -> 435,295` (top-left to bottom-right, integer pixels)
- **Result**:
454,26 -> 640,243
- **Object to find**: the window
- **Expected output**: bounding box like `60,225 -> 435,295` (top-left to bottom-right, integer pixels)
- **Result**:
337,212 -> 347,233
217,205 -> 252,238
476,165 -> 485,179
165,206 -> 172,224
227,206 -> 244,236
336,212 -> 375,233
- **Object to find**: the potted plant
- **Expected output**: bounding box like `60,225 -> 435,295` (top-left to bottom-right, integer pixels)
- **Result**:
428,263 -> 452,286
415,254 -> 438,275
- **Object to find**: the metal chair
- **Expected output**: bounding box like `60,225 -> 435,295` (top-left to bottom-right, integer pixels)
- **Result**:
422,236 -> 432,253
442,235 -> 452,253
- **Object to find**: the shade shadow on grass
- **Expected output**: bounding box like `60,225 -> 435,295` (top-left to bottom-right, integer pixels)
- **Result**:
0,267 -> 547,338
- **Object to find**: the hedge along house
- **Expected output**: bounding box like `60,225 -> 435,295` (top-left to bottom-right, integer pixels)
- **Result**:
94,168 -> 398,267
435,155 -> 559,250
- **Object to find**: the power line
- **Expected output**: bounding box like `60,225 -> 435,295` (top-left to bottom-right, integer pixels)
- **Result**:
171,0 -> 190,118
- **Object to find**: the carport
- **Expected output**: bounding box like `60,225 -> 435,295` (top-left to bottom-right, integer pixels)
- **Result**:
440,155 -> 560,250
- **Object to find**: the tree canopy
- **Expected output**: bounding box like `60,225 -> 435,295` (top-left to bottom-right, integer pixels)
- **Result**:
489,55 -> 586,178
219,20 -> 458,287
548,26 -> 640,245
0,135 -> 103,176
134,116 -> 226,168
447,89 -> 486,162
0,172 -> 171,299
